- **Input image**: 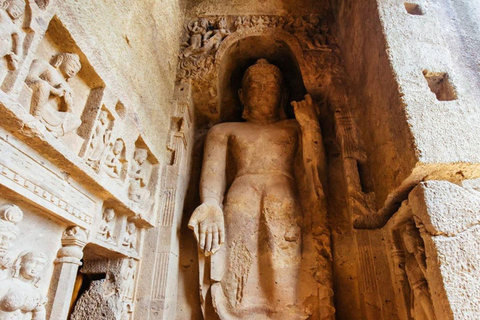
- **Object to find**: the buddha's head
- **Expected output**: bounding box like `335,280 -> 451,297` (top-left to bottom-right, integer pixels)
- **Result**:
134,149 -> 148,165
104,208 -> 115,222
113,139 -> 124,155
52,53 -> 81,79
5,0 -> 25,20
239,59 -> 286,123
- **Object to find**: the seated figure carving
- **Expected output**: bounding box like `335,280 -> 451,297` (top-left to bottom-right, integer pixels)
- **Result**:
0,0 -> 24,71
0,251 -> 47,320
26,53 -> 82,137
188,59 -> 328,319
122,222 -> 137,251
103,138 -> 127,180
98,208 -> 115,242
86,110 -> 112,170
128,149 -> 152,208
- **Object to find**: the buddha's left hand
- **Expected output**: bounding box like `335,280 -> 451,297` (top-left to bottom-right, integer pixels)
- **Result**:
291,94 -> 319,129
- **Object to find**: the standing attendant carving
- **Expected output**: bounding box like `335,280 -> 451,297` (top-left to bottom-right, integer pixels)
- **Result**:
0,0 -> 24,71
188,59 -> 331,319
402,222 -> 436,320
0,251 -> 48,320
26,53 -> 82,137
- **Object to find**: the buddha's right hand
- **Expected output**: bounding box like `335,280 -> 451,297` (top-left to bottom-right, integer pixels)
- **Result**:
188,199 -> 225,256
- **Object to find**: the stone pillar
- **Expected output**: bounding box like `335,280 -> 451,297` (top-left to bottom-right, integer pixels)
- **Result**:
47,226 -> 88,320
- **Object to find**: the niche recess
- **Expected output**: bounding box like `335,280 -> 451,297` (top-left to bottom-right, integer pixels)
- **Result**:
423,70 -> 457,101
217,35 -> 307,123
19,16 -> 105,154
404,3 -> 425,15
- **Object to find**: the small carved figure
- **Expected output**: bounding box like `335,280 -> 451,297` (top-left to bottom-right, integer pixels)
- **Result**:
0,251 -> 48,320
200,17 -> 230,55
0,0 -> 24,71
85,110 -> 112,170
402,222 -> 436,320
251,15 -> 266,27
0,204 -> 23,274
128,149 -> 151,206
103,138 -> 127,180
26,53 -> 82,137
122,222 -> 136,251
98,208 -> 115,242
182,18 -> 209,58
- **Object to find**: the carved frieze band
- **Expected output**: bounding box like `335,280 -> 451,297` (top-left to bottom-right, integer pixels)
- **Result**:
178,15 -> 335,81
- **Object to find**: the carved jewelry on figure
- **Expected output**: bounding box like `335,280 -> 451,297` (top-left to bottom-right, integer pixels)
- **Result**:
0,251 -> 48,320
85,110 -> 113,171
0,0 -> 25,71
26,53 -> 82,138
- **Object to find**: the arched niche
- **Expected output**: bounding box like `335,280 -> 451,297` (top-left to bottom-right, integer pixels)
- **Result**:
215,28 -> 308,122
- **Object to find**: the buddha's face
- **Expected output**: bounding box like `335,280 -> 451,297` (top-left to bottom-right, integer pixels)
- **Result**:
112,140 -> 123,155
239,70 -> 283,122
127,222 -> 136,234
104,209 -> 115,222
20,254 -> 46,280
60,59 -> 81,79
135,150 -> 148,165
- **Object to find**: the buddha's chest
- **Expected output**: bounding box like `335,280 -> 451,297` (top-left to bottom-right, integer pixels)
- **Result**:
229,124 -> 298,162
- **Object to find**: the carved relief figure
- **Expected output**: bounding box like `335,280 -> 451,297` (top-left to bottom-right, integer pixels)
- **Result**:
188,59 -> 329,319
85,110 -> 112,170
0,204 -> 23,274
182,18 -> 209,58
0,0 -> 24,71
201,17 -> 230,55
119,258 -> 136,301
402,222 -> 436,320
103,138 -> 127,180
26,53 -> 82,137
0,251 -> 47,320
128,148 -> 151,207
98,208 -> 116,242
122,222 -> 136,251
